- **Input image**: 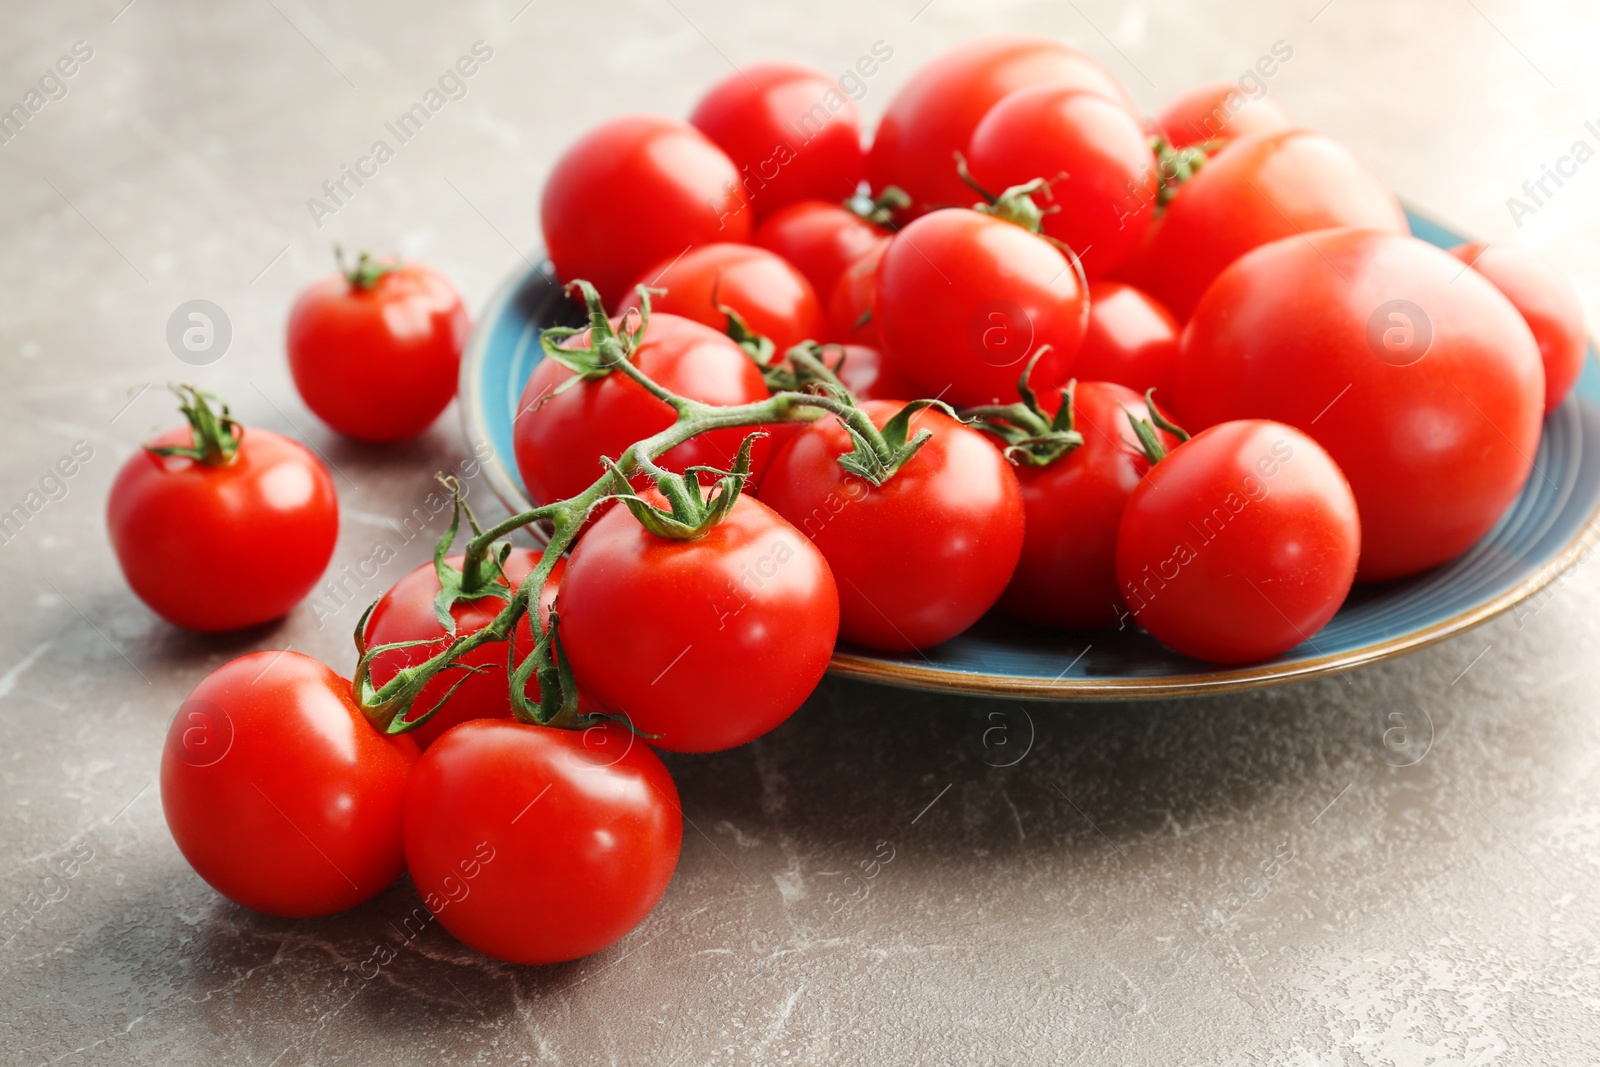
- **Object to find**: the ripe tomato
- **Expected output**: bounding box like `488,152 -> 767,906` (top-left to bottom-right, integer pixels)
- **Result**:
1072,281 -> 1182,395
868,34 -> 1137,217
821,343 -> 920,402
403,719 -> 681,964
161,651 -> 418,917
872,208 -> 1087,405
541,115 -> 748,305
754,200 -> 890,300
108,392 -> 337,632
560,493 -> 838,752
966,86 -> 1158,278
513,312 -> 771,506
826,240 -> 888,347
616,243 -> 824,354
1123,128 -> 1407,319
689,60 -> 866,221
1449,242 -> 1588,414
1116,420 -> 1360,664
760,401 -> 1024,651
1155,81 -> 1293,150
1173,229 -> 1544,581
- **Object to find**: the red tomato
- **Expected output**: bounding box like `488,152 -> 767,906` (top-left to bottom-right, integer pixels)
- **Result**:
872,208 -> 1088,405
868,34 -> 1137,217
403,719 -> 681,964
826,240 -> 889,346
1123,128 -> 1407,319
966,86 -> 1158,278
541,115 -> 748,305
560,493 -> 838,752
823,344 -> 921,402
364,551 -> 565,749
108,399 -> 338,632
286,258 -> 469,442
1072,281 -> 1182,395
616,243 -> 824,354
1173,229 -> 1544,581
1116,420 -> 1360,664
161,651 -> 418,917
513,312 -> 771,506
760,401 -> 1024,651
1156,81 -> 1293,150
754,200 -> 890,300
1449,242 -> 1588,414
689,60 -> 866,221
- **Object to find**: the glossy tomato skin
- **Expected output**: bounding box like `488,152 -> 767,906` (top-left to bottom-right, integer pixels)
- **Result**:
1449,242 -> 1587,414
1174,229 -> 1544,581
161,651 -> 419,917
287,262 -> 469,442
690,61 -> 866,221
826,240 -> 889,346
616,243 -> 824,354
873,209 -> 1087,405
754,200 -> 889,301
760,401 -> 1024,651
998,383 -> 1172,629
513,313 -> 772,506
108,426 -> 338,631
541,115 -> 749,306
1073,281 -> 1182,395
868,34 -> 1137,217
1155,81 -> 1293,150
1116,421 -> 1360,664
966,86 -> 1158,278
560,494 -> 838,753
1124,128 -> 1407,319
403,720 -> 681,965
825,344 -> 920,402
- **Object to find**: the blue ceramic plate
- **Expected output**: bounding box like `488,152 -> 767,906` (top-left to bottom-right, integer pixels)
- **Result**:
459,211 -> 1600,700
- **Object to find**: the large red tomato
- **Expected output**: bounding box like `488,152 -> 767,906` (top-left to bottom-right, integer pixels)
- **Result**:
754,200 -> 891,300
1156,80 -> 1293,150
1072,281 -> 1182,395
616,243 -> 824,354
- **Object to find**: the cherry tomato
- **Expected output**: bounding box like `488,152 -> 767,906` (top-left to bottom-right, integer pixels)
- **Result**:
1172,229 -> 1544,581
872,208 -> 1088,406
822,343 -> 920,402
1449,242 -> 1588,414
560,492 -> 838,752
161,651 -> 418,917
826,240 -> 889,346
108,391 -> 338,632
513,312 -> 772,506
1123,128 -> 1407,319
690,60 -> 866,221
541,115 -> 749,306
869,34 -> 1137,217
754,200 -> 889,300
1156,81 -> 1293,150
364,551 -> 565,749
403,719 -> 681,964
1116,420 -> 1360,664
1072,281 -> 1182,395
617,243 -> 824,354
966,86 -> 1158,278
760,401 -> 1024,651
286,256 -> 469,442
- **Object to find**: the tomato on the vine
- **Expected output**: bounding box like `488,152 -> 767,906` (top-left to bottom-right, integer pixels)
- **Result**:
754,199 -> 891,301
617,243 -> 824,354
1155,81 -> 1293,151
1072,281 -> 1182,395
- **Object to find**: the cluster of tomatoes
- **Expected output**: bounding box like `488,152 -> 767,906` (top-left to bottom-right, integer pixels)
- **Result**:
112,33 -> 1587,967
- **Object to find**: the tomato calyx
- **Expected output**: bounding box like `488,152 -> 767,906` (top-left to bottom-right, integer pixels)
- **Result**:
716,298 -> 777,368
835,396 -> 950,486
844,184 -> 910,229
954,152 -> 1058,235
606,432 -> 764,541
1151,135 -> 1212,209
335,245 -> 400,291
1125,389 -> 1191,464
144,384 -> 244,466
430,475 -> 514,634
964,349 -> 1086,467
538,280 -> 652,384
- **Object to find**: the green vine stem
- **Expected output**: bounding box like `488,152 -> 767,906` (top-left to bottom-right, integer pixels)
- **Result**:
145,385 -> 243,466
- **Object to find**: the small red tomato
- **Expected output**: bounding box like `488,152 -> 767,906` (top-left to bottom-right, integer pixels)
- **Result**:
108,389 -> 337,632
1072,281 -> 1182,395
617,243 -> 825,354
760,401 -> 1025,651
754,200 -> 891,300
873,208 -> 1087,405
541,115 -> 749,305
826,240 -> 889,346
966,86 -> 1159,278
287,255 -> 469,442
823,344 -> 921,402
1116,420 -> 1360,665
1448,242 -> 1588,414
690,60 -> 867,221
1156,81 -> 1293,151
403,720 -> 681,964
161,651 -> 418,917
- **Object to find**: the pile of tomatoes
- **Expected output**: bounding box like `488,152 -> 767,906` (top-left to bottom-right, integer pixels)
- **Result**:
112,33 -> 1587,967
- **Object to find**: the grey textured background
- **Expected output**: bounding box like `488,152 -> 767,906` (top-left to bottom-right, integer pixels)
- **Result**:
3,0 -> 1599,1063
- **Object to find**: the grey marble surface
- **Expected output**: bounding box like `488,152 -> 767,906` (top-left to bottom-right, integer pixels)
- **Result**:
3,0 -> 1600,1063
